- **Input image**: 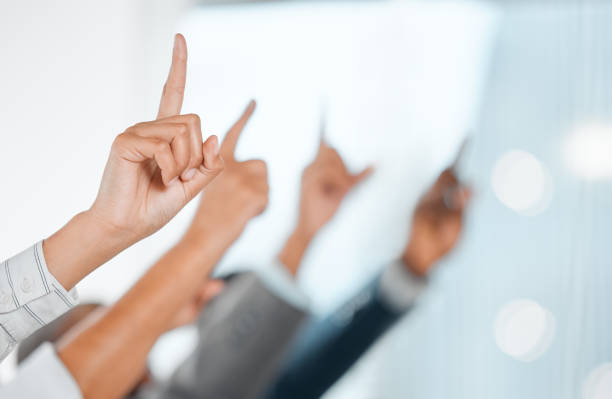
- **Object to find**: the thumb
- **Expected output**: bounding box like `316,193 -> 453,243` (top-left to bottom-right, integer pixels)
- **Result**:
351,165 -> 374,186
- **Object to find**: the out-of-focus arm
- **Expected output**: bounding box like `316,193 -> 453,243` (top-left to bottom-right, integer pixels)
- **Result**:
55,234 -> 232,399
263,259 -> 427,399
55,99 -> 268,399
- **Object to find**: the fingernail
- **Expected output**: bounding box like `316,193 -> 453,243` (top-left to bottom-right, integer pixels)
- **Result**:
173,34 -> 179,51
182,168 -> 197,181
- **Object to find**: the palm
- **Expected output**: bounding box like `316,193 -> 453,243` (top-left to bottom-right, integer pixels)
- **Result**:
302,182 -> 344,230
404,168 -> 470,275
298,142 -> 372,236
94,155 -> 189,240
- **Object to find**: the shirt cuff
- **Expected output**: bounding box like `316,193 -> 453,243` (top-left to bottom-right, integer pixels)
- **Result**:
256,261 -> 310,311
0,342 -> 82,399
377,259 -> 428,313
0,241 -> 79,360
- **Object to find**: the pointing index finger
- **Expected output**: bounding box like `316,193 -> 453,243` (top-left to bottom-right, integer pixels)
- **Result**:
157,34 -> 187,119
220,100 -> 256,160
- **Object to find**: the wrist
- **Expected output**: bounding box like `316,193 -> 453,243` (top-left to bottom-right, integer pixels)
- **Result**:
292,225 -> 315,246
278,227 -> 313,276
44,210 -> 129,290
401,245 -> 434,278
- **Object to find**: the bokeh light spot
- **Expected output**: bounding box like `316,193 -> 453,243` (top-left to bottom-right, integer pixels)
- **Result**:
491,150 -> 552,215
584,363 -> 612,399
564,123 -> 612,180
494,299 -> 555,362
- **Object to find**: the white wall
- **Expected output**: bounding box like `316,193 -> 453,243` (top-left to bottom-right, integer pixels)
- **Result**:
0,0 -> 192,381
0,0 -> 499,393
0,0 -> 196,304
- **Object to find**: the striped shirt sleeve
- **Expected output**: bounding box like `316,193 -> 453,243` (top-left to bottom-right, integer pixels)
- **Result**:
0,241 -> 78,362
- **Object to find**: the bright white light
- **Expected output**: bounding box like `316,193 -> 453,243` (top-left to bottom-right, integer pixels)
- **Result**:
148,325 -> 199,380
491,150 -> 552,215
584,364 -> 612,399
564,123 -> 612,180
494,299 -> 555,362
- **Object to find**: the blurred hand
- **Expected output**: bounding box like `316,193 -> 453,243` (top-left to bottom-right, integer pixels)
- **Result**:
168,279 -> 224,330
402,168 -> 471,276
89,34 -> 223,244
296,141 -> 372,238
279,141 -> 372,276
185,100 -> 268,246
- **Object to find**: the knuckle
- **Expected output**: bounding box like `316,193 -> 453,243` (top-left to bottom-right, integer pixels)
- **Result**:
125,124 -> 138,133
177,123 -> 189,136
154,140 -> 168,153
258,192 -> 269,208
185,113 -> 201,126
112,133 -> 127,149
250,159 -> 267,173
243,183 -> 260,197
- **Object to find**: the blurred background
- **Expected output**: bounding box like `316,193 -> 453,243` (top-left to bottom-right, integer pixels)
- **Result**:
1,0 -> 612,398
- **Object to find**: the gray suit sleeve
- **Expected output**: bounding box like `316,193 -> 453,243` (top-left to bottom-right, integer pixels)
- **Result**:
161,271 -> 308,399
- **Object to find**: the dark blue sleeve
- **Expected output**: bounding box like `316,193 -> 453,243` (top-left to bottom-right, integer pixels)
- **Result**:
263,276 -> 408,399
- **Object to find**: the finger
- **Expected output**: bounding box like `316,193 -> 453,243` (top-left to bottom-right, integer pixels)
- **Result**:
220,100 -> 256,160
112,133 -> 179,185
176,114 -> 203,181
196,280 -> 225,305
129,122 -> 189,141
435,168 -> 459,190
316,139 -> 334,159
319,146 -> 348,173
128,122 -> 192,175
319,137 -> 331,151
202,135 -> 222,170
455,186 -> 473,210
442,186 -> 471,210
182,135 -> 224,199
133,114 -> 205,140
184,115 -> 204,179
157,33 -> 187,119
350,165 -> 374,186
132,115 -> 204,181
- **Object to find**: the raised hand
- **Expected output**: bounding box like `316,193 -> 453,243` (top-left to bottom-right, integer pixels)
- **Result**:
297,140 -> 372,239
402,168 -> 471,276
185,100 -> 269,247
279,140 -> 372,275
90,34 -> 223,244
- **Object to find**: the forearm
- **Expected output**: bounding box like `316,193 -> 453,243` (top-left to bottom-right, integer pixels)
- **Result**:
265,286 -> 400,399
56,233 -> 227,399
265,262 -> 425,399
43,210 -> 130,291
278,228 -> 313,276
